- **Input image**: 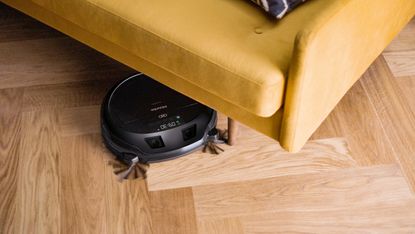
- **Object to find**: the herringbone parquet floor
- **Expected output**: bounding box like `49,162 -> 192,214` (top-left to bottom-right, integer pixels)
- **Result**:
1,3 -> 414,233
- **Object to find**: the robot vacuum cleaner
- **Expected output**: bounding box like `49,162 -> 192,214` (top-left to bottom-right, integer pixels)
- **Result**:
101,73 -> 217,164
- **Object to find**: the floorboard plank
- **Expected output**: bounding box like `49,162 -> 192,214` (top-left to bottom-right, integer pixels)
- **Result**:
15,110 -> 61,234
0,88 -> 23,234
240,200 -> 415,233
0,2 -> 63,43
103,159 -> 153,234
361,57 -> 415,194
58,105 -> 100,137
396,76 -> 415,114
149,188 -> 198,234
0,37 -> 132,90
383,18 -> 415,78
198,218 -> 244,234
312,80 -> 396,166
22,80 -> 119,112
59,135 -> 107,234
147,137 -> 355,191
384,18 -> 415,53
193,165 -> 413,220
383,50 -> 415,77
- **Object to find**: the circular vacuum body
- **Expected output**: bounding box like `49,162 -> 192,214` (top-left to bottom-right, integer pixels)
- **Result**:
101,73 -> 217,163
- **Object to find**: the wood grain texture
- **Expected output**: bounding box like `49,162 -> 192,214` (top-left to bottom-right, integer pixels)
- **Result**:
361,57 -> 415,194
0,88 -> 23,234
147,137 -> 356,191
149,188 -> 198,234
384,18 -> 415,53
0,3 -> 63,43
0,37 -> 132,90
397,76 -> 415,114
103,159 -> 153,234
59,135 -> 106,234
22,80 -> 119,112
58,105 -> 100,137
15,110 -> 61,234
193,165 -> 413,219
61,133 -> 154,234
383,50 -> 415,77
198,218 -> 244,234
240,201 -> 415,233
311,80 -> 396,166
383,18 -> 415,77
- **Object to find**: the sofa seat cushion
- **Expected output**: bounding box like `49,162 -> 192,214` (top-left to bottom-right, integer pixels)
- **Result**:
30,0 -> 329,117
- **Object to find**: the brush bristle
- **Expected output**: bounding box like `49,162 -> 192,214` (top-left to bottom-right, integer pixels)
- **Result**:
108,160 -> 149,181
203,128 -> 227,155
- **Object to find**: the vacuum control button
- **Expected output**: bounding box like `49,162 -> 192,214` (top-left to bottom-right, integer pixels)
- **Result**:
182,124 -> 196,141
145,136 -> 165,149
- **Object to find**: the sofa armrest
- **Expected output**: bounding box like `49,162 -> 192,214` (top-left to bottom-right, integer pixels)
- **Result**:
280,0 -> 415,152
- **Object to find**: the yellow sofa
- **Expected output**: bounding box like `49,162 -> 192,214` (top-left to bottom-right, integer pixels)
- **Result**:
3,0 -> 414,152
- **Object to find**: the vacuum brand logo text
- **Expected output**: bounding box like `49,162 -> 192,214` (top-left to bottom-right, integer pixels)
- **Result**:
150,105 -> 167,112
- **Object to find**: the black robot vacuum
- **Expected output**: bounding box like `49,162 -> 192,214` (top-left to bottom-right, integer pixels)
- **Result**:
101,73 -> 217,164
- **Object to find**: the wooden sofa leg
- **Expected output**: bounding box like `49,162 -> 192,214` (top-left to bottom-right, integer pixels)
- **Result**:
227,118 -> 239,146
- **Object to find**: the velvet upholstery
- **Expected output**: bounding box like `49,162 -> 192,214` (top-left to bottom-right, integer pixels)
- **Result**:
280,0 -> 415,151
2,0 -> 414,152
26,0 -> 327,117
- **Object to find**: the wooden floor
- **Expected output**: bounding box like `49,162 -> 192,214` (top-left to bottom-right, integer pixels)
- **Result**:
1,3 -> 415,233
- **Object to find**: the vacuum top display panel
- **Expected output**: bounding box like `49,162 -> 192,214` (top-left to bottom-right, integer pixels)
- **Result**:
106,75 -> 207,134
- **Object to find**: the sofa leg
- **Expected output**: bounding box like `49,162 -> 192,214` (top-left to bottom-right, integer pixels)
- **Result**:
227,118 -> 238,146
